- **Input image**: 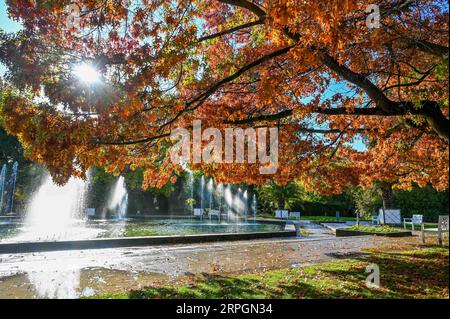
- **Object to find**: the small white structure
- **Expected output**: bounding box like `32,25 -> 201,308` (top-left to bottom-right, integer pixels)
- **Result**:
290,212 -> 301,219
403,214 -> 423,231
378,209 -> 401,225
275,210 -> 289,219
86,208 -> 96,217
422,215 -> 449,246
194,208 -> 204,219
208,209 -> 221,221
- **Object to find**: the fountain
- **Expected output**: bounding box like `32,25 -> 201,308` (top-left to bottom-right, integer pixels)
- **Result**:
243,189 -> 248,221
108,176 -> 129,220
235,188 -> 243,217
183,173 -> 255,222
183,168 -> 195,213
224,185 -> 234,220
217,183 -> 224,211
188,170 -> 194,212
4,161 -> 19,214
208,178 -> 214,209
200,175 -> 205,210
253,194 -> 258,219
0,164 -> 6,214
16,175 -> 92,242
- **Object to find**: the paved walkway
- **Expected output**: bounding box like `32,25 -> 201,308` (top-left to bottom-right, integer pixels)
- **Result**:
0,235 -> 419,299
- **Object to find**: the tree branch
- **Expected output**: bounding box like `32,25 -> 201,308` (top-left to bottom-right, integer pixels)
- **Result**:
94,132 -> 171,146
405,38 -> 449,59
157,45 -> 295,131
218,0 -> 266,18
320,52 -> 399,114
198,19 -> 264,42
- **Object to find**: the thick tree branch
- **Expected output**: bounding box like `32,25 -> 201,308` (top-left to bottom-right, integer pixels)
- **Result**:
405,38 -> 449,59
225,107 -> 396,125
218,0 -> 266,18
198,19 -> 264,42
404,100 -> 449,143
95,132 -> 171,146
225,101 -> 449,143
225,109 -> 293,124
320,52 -> 399,114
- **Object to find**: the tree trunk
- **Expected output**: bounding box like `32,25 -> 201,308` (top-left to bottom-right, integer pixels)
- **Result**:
278,198 -> 285,210
380,182 -> 395,209
379,182 -> 395,225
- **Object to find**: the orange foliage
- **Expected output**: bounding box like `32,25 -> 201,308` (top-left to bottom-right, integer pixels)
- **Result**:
0,0 -> 448,192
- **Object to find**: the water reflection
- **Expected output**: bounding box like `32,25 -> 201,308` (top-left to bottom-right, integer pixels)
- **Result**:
28,266 -> 81,299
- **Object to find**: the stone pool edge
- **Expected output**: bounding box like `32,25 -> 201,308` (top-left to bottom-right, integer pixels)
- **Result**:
0,230 -> 297,254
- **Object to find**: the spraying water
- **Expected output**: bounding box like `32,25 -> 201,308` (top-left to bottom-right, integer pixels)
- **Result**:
208,178 -> 214,209
224,185 -> 235,220
217,183 -> 224,211
185,168 -> 194,212
243,189 -> 248,221
4,161 -> 19,214
200,176 -> 205,210
253,194 -> 258,218
108,176 -> 128,220
0,164 -> 6,214
189,172 -> 194,201
235,188 -> 243,216
16,176 -> 93,242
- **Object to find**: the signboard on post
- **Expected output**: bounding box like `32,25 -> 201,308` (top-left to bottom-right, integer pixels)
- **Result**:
378,209 -> 401,225
86,208 -> 96,217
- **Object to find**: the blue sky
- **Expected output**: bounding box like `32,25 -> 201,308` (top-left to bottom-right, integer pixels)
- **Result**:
1,0 -> 22,75
0,0 -> 21,33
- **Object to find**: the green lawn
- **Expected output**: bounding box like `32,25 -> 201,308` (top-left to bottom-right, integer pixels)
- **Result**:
124,225 -> 162,237
257,215 -> 368,222
347,225 -> 401,233
92,246 -> 449,299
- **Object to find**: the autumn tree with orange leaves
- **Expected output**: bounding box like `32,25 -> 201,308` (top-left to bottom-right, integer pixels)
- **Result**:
0,0 -> 448,194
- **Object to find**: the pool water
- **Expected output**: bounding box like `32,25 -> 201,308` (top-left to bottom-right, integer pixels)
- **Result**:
119,219 -> 284,237
0,218 -> 285,242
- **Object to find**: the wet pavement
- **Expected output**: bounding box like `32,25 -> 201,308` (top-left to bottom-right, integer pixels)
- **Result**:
0,235 -> 417,299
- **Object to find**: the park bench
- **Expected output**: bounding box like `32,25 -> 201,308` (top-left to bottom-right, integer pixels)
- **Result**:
194,208 -> 204,219
403,214 -> 423,231
290,212 -> 301,219
422,215 -> 449,246
208,209 -> 221,221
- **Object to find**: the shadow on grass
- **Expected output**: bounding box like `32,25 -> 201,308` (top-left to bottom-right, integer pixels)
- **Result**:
128,275 -> 269,299
100,247 -> 448,299
320,247 -> 449,298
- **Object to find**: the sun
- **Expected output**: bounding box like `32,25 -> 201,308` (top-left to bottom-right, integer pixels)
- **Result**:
73,63 -> 101,84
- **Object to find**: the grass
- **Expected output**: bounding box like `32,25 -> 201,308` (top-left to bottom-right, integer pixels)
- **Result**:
257,214 -> 368,222
124,225 -> 162,237
347,225 -> 401,233
92,246 -> 449,299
